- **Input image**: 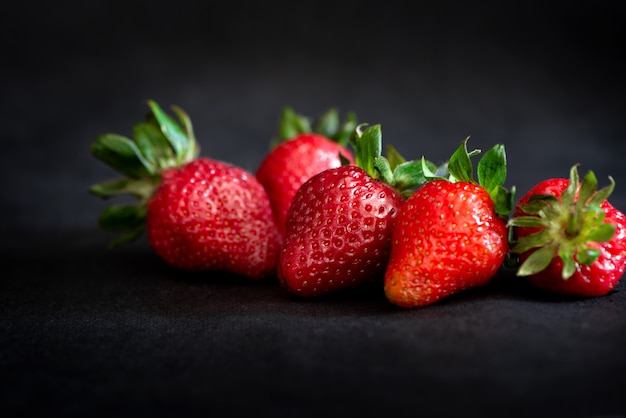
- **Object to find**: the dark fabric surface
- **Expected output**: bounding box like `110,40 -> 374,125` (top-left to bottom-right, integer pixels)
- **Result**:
3,231 -> 626,417
2,1 -> 626,417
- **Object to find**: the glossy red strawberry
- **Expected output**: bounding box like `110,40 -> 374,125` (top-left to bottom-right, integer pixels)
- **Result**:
90,101 -> 281,279
508,166 -> 626,296
278,124 -> 430,296
384,139 -> 513,308
256,108 -> 355,237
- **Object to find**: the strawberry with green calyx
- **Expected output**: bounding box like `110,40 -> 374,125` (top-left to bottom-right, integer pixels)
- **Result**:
256,107 -> 357,237
508,165 -> 626,296
277,124 -> 432,297
90,101 -> 282,279
384,138 -> 514,308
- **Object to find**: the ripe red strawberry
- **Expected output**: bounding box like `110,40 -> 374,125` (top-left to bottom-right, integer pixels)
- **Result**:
384,139 -> 514,308
508,165 -> 626,296
90,101 -> 281,279
256,108 -> 355,237
278,124 -> 432,296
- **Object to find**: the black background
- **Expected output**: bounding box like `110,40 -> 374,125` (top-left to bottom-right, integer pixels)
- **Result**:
2,1 -> 626,417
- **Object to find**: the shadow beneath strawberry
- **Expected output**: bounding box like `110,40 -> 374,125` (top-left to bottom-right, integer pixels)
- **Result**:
487,266 -> 623,304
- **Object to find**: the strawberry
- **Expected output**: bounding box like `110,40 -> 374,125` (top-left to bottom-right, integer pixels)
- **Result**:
384,139 -> 514,308
508,165 -> 626,296
278,124 -> 433,297
89,101 -> 281,279
255,108 -> 356,237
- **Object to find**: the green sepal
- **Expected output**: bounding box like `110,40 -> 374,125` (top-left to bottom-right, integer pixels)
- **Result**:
576,245 -> 600,266
510,229 -> 552,254
492,184 -> 516,218
276,107 -> 312,143
560,165 -> 579,208
422,157 -> 447,181
507,215 -> 549,228
311,108 -> 357,146
147,100 -> 196,165
558,247 -> 577,279
89,178 -> 156,201
373,156 -> 395,185
332,112 -> 357,147
393,159 -> 432,196
351,124 -> 381,179
447,137 -> 477,183
516,244 -> 558,277
273,107 -> 357,147
171,105 -> 199,162
517,194 -> 560,216
386,145 -> 406,171
313,108 -> 340,140
577,169 -> 598,209
98,203 -> 147,231
91,134 -> 155,179
133,121 -> 176,171
478,144 -> 507,198
97,204 -> 147,248
347,124 -> 434,197
435,138 -> 513,218
587,222 -> 616,243
589,176 -> 615,207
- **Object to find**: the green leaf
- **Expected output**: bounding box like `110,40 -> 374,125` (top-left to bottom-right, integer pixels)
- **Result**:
172,105 -> 199,161
277,107 -> 311,141
477,144 -> 507,196
519,194 -> 560,215
147,100 -> 191,164
516,244 -> 557,276
89,178 -> 155,201
393,159 -> 430,191
589,176 -> 615,207
386,145 -> 406,171
352,124 -> 382,179
373,156 -> 394,184
492,185 -> 514,218
576,245 -> 600,266
313,108 -> 339,139
577,170 -> 598,208
587,222 -> 616,243
91,134 -> 154,179
558,247 -> 577,279
510,229 -> 552,254
133,122 -> 175,170
447,137 -> 477,183
422,157 -> 446,180
507,215 -> 549,228
561,165 -> 580,208
98,204 -> 147,249
333,112 -> 357,146
98,203 -> 147,232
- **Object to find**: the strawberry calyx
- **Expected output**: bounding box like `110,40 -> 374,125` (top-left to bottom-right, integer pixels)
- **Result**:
89,100 -> 199,247
421,137 -> 515,219
508,165 -> 616,279
272,107 -> 357,148
349,124 -> 438,198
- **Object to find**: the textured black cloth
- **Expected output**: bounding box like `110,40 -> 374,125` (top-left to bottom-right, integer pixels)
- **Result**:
2,1 -> 626,417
